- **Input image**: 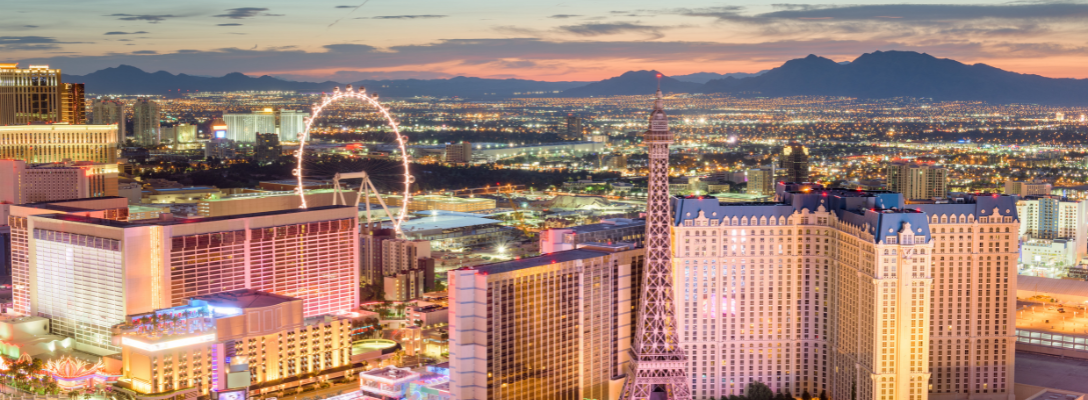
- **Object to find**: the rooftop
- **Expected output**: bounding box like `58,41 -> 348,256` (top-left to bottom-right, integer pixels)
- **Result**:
193,289 -> 298,310
362,366 -> 419,382
36,205 -> 354,228
463,248 -> 615,275
567,218 -> 645,234
396,215 -> 502,232
149,187 -> 218,193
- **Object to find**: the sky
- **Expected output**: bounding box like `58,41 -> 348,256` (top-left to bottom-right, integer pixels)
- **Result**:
3,0 -> 1088,81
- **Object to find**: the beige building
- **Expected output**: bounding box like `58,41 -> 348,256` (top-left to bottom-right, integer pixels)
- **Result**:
886,162 -> 948,200
132,98 -> 160,146
670,190 -> 1018,400
379,194 -> 495,213
0,124 -> 119,164
0,160 -> 118,204
91,99 -> 126,144
448,244 -> 642,400
444,141 -> 472,164
747,167 -> 775,196
1005,180 -> 1052,197
116,290 -> 354,397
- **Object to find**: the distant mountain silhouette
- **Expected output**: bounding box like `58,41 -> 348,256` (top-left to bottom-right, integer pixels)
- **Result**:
701,51 -> 1088,105
64,65 -> 585,98
560,70 -> 703,96
672,70 -> 768,84
64,51 -> 1088,104
64,65 -> 340,94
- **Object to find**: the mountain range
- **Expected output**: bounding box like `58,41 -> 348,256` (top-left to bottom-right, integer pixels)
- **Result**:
62,51 -> 1088,105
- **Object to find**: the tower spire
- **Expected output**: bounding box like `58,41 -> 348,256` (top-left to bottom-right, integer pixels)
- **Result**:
619,85 -> 691,400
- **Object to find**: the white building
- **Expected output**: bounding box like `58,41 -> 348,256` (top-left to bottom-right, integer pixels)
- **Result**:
223,108 -> 308,142
1021,239 -> 1077,268
1016,196 -> 1087,258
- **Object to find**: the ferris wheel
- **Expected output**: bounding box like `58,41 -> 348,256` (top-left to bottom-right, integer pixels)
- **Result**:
293,85 -> 413,235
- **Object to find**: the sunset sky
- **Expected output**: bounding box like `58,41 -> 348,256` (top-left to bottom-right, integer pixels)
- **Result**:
3,0 -> 1088,81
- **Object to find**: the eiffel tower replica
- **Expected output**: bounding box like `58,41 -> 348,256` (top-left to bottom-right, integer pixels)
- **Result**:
620,79 -> 692,400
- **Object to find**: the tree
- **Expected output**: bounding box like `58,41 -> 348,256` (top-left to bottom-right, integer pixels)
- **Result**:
801,390 -> 813,400
819,389 -> 828,400
745,381 -> 774,400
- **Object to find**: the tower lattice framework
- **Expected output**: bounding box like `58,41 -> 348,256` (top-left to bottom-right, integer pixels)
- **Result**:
620,84 -> 692,400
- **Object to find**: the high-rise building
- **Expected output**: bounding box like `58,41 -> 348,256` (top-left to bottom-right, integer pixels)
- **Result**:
886,162 -> 948,200
747,167 -> 775,195
448,245 -> 644,400
0,63 -> 64,125
0,124 -> 118,163
1004,180 -> 1052,197
161,124 -> 198,150
382,239 -> 431,276
61,83 -> 86,124
360,224 -> 396,297
205,137 -> 237,160
91,99 -> 126,144
564,114 -> 582,139
132,97 -> 160,146
780,142 -> 810,183
12,203 -> 359,351
0,160 -> 119,204
223,108 -> 308,142
254,132 -> 282,164
279,109 -> 307,141
7,197 -> 132,319
444,141 -> 472,164
669,190 -> 1019,400
380,239 -> 432,301
621,86 -> 691,399
116,290 -> 354,397
1016,196 -> 1088,258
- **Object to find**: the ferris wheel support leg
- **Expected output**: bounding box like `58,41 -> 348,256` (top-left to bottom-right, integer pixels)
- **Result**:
359,176 -> 373,227
365,176 -> 397,235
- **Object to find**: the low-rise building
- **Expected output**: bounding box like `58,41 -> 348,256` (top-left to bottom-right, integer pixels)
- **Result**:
0,160 -> 119,204
115,290 -> 355,398
396,215 -> 516,250
142,186 -> 222,204
1022,238 -> 1078,269
1006,180 -> 1053,197
408,305 -> 448,328
538,218 -> 645,253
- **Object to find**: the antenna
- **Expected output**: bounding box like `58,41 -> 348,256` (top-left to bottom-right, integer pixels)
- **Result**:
655,73 -> 662,92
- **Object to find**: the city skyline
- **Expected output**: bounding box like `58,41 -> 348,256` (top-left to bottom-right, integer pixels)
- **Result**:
4,1 -> 1088,81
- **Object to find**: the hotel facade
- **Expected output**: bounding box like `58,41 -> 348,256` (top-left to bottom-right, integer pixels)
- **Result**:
0,124 -> 119,164
448,245 -> 643,400
671,190 -> 1017,400
9,202 -> 359,352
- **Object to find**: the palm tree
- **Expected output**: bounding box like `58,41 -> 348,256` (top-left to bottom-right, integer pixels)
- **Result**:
745,381 -> 774,400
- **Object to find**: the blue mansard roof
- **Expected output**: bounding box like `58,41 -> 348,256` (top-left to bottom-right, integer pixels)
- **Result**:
671,190 -> 1016,244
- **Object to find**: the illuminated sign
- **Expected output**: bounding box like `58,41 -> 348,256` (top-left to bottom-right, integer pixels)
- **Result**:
215,130 -> 227,139
209,306 -> 242,316
216,389 -> 246,400
121,333 -> 216,352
